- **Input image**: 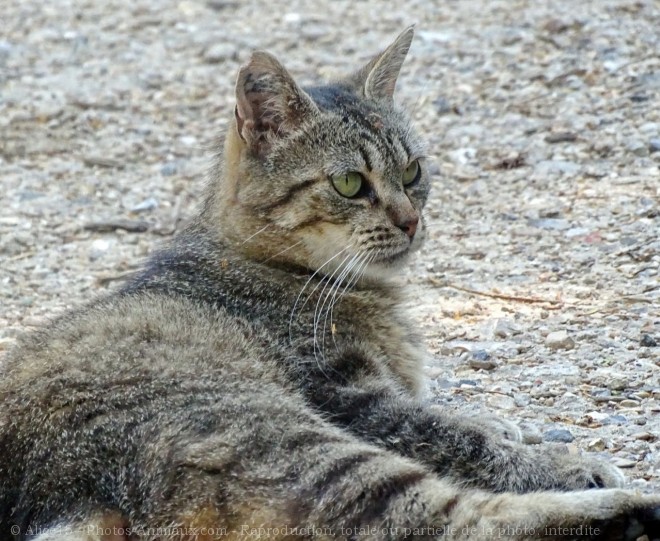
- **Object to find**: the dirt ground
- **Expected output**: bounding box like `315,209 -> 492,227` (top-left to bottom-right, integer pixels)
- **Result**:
1,0 -> 658,489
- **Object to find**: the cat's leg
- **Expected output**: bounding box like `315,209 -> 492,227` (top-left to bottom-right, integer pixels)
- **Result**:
437,408 -> 523,443
14,383 -> 659,541
121,395 -> 659,541
307,377 -> 625,493
6,374 -> 650,540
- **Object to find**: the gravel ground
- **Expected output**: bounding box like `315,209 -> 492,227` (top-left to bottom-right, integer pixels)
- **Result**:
1,0 -> 658,490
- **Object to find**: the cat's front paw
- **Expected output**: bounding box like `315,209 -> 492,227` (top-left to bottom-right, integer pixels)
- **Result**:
479,489 -> 660,541
466,414 -> 523,443
550,451 -> 626,490
483,444 -> 627,493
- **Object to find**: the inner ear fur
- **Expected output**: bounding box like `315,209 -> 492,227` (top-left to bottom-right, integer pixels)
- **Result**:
235,51 -> 318,156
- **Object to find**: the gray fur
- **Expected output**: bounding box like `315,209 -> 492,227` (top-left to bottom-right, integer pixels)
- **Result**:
2,28 -> 659,541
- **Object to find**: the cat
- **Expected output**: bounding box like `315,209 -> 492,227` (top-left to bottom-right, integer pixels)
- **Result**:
1,26 -> 659,541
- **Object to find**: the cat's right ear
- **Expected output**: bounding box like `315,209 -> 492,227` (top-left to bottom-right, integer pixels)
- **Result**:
343,26 -> 414,101
235,52 -> 318,156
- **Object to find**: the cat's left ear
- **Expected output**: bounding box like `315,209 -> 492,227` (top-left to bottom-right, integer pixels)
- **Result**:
235,51 -> 319,156
344,26 -> 415,101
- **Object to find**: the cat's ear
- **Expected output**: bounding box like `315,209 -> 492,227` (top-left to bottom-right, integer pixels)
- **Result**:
344,26 -> 414,101
235,51 -> 318,155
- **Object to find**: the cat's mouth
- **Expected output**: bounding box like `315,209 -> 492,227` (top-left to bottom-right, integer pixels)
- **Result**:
372,245 -> 411,266
369,229 -> 423,267
359,246 -> 412,281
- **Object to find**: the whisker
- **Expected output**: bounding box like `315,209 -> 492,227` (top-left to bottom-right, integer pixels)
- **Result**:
318,251 -> 363,359
330,250 -> 376,350
241,224 -> 270,245
288,245 -> 352,345
321,250 -> 370,359
312,251 -> 356,366
260,240 -> 303,264
329,249 -> 374,335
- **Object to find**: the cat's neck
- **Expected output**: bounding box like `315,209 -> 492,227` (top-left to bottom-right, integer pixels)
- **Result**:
199,127 -> 313,269
200,127 -> 261,247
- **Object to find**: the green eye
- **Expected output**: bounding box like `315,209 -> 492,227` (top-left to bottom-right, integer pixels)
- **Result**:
331,172 -> 363,198
403,159 -> 420,186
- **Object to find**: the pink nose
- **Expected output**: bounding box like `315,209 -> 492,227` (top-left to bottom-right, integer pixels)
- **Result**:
397,216 -> 419,239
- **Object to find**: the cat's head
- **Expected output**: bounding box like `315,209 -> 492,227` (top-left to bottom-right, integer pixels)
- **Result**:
209,27 -> 430,281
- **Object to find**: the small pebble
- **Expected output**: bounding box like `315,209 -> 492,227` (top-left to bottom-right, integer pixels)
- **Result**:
0,40 -> 14,59
33,102 -> 64,122
494,318 -> 518,338
513,393 -> 531,407
432,97 -> 453,115
627,140 -> 649,157
487,394 -> 517,411
535,160 -> 581,175
639,122 -> 659,134
160,161 -> 180,176
640,334 -> 658,347
593,394 -> 625,404
545,330 -> 574,350
612,458 -> 637,468
130,197 -> 158,213
206,0 -> 237,10
587,438 -> 606,451
471,349 -> 491,361
544,131 -> 577,143
543,428 -> 574,443
179,135 -> 197,146
618,399 -> 640,408
282,12 -> 302,23
649,138 -> 660,153
202,43 -> 236,63
434,378 -> 455,390
527,218 -> 570,230
632,432 -> 655,442
89,238 -> 113,260
468,358 -> 497,371
607,377 -> 628,391
602,415 -> 628,425
447,147 -> 477,165
629,478 -> 649,490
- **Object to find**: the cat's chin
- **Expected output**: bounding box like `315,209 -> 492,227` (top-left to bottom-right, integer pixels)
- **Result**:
361,249 -> 412,282
363,233 -> 424,281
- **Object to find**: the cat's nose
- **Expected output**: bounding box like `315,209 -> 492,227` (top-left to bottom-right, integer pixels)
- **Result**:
387,203 -> 419,240
397,215 -> 419,239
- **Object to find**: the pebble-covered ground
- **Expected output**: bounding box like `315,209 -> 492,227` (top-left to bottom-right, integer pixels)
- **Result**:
1,0 -> 658,490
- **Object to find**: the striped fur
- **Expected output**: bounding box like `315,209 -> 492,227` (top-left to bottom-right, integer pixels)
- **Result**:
1,27 -> 659,541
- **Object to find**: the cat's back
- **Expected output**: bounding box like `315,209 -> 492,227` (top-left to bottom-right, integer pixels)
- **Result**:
0,289 -> 304,526
1,291 -> 286,401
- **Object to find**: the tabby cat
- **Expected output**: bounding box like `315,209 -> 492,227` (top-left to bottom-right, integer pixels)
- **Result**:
1,27 -> 659,541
